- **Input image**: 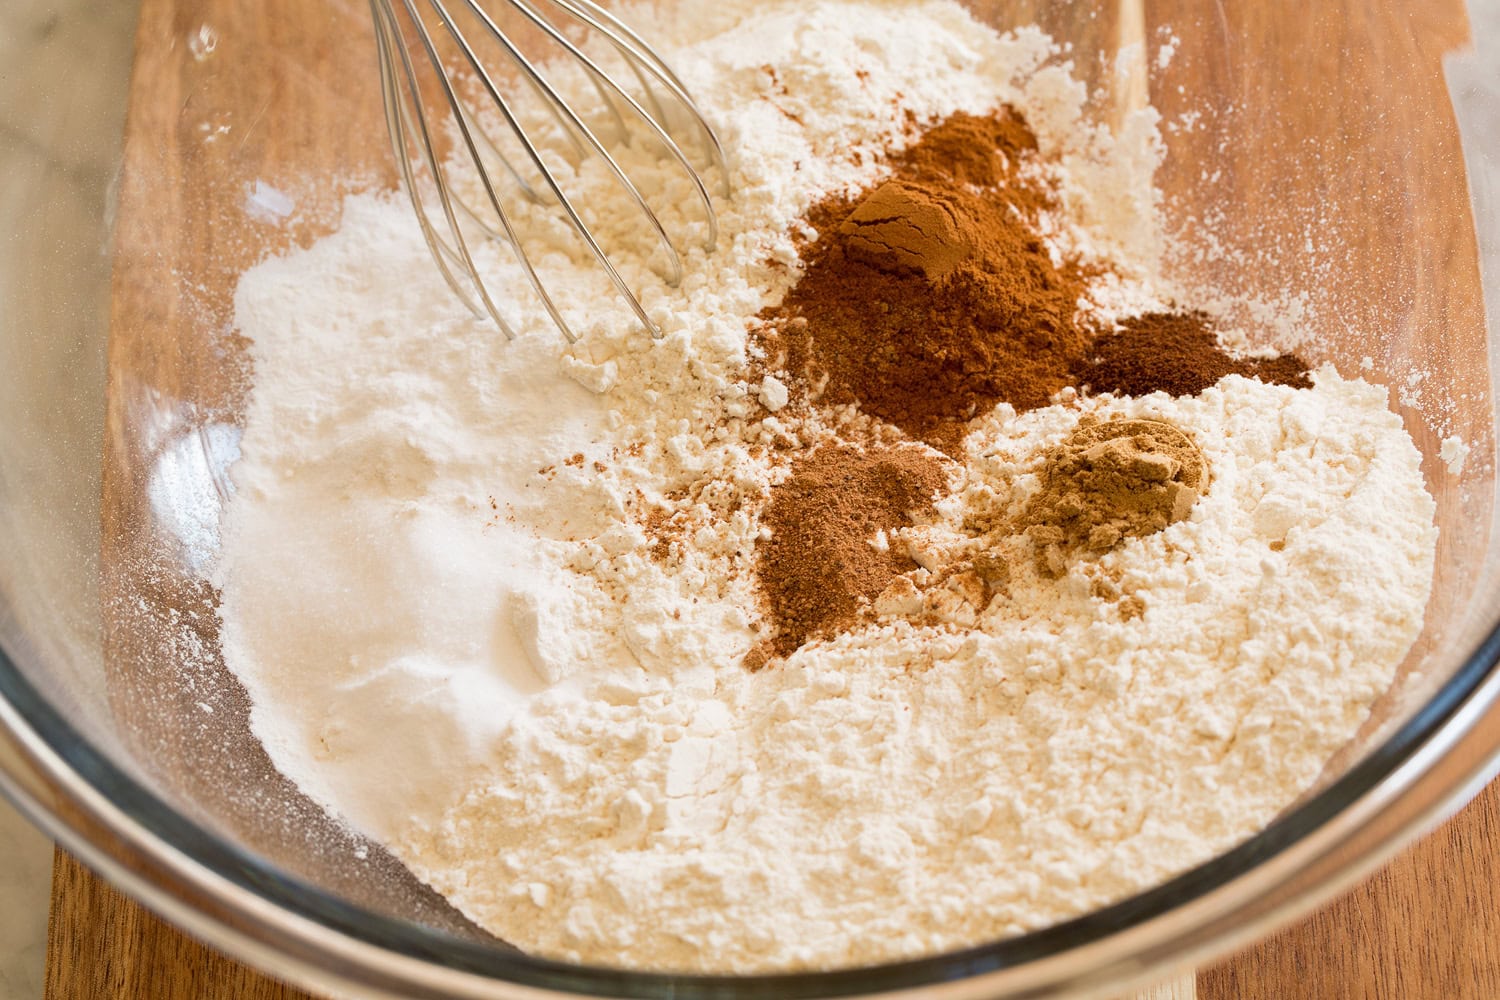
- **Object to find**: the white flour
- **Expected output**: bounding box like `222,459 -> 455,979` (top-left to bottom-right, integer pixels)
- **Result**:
404,372 -> 1433,971
214,0 -> 1438,974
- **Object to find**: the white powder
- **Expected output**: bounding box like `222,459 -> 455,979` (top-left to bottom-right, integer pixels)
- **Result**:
214,0 -> 1438,976
396,370 -> 1435,972
1441,433 -> 1471,475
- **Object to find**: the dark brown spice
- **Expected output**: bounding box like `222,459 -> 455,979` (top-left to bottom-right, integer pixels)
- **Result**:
644,508 -> 685,561
755,443 -> 946,661
892,106 -> 1038,187
1076,311 -> 1311,398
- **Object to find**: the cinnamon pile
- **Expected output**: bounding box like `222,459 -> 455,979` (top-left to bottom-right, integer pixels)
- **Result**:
760,110 -> 1088,451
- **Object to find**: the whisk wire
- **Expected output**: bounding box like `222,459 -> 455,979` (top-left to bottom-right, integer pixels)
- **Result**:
557,0 -> 691,110
407,0 -> 582,340
373,0 -> 506,331
501,0 -> 719,254
454,100 -> 545,208
550,0 -> 730,196
370,0 -> 729,342
515,0 -> 669,137
430,0 -> 663,338
454,0 -> 686,292
384,0 -> 523,334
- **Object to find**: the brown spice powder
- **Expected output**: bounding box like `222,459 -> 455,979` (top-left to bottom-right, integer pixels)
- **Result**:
892,107 -> 1040,187
1016,417 -> 1208,577
744,108 -> 1312,662
1077,312 -> 1312,398
755,443 -> 946,661
759,109 -> 1090,451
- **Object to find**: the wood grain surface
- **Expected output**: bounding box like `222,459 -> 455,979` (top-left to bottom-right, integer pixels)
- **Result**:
1200,783 -> 1500,998
51,0 -> 1497,997
47,851 -> 312,1000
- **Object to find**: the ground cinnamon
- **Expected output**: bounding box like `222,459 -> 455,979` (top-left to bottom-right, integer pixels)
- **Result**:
754,443 -> 945,661
759,109 -> 1089,451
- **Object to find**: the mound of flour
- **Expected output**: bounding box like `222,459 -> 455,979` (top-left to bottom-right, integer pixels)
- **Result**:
395,371 -> 1434,971
214,0 -> 1437,974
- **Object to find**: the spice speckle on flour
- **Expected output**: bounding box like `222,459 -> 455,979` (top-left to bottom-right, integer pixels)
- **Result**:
213,0 -> 1438,975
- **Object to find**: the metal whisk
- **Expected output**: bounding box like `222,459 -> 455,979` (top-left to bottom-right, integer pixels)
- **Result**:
367,0 -> 728,341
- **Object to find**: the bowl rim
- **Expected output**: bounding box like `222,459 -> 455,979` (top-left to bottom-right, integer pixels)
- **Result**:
5,608 -> 1500,999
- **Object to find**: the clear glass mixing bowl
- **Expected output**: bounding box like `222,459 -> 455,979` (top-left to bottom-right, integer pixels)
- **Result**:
3,0 -> 1500,997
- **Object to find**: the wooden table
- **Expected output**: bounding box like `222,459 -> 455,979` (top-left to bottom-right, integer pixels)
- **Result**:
50,0 -> 1496,996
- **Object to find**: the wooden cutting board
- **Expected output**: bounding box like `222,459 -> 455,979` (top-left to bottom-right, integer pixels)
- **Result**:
47,0 -> 1497,996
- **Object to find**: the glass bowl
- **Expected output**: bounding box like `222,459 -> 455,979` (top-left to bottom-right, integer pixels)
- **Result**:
3,0 -> 1500,996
